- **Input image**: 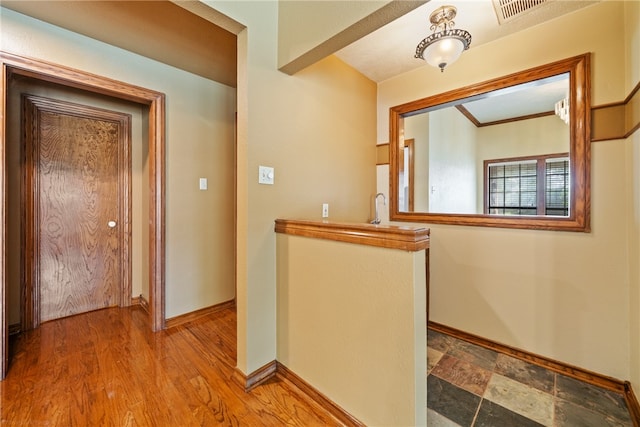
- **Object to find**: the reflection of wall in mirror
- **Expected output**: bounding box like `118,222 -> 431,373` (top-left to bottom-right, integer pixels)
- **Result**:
431,108 -> 476,214
475,114 -> 570,212
403,107 -> 477,214
402,107 -> 569,214
404,114 -> 429,211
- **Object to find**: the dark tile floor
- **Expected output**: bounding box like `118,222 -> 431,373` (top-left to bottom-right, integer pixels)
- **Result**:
427,328 -> 634,426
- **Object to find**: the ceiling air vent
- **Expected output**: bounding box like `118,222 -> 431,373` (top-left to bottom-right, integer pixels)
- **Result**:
492,0 -> 550,24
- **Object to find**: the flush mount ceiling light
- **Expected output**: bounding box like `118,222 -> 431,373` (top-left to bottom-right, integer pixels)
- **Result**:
415,5 -> 472,72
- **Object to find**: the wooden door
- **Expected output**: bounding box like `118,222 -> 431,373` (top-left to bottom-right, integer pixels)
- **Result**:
22,95 -> 131,327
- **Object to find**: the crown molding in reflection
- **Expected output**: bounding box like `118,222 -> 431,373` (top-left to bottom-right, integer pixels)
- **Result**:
456,105 -> 556,127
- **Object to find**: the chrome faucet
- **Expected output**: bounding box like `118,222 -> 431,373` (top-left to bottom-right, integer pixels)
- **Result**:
371,193 -> 386,225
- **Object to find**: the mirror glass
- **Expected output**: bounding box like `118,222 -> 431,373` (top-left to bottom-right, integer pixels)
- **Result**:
389,54 -> 590,231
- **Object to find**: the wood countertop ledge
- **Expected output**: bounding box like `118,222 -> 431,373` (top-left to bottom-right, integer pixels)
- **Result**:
274,219 -> 430,251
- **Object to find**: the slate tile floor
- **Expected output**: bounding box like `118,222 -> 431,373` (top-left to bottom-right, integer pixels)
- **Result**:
427,328 -> 635,426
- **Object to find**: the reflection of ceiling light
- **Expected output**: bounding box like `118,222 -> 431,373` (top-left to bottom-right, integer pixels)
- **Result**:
414,5 -> 472,72
555,97 -> 569,124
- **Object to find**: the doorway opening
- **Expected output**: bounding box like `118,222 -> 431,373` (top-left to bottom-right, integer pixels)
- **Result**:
1,52 -> 166,379
17,88 -> 137,329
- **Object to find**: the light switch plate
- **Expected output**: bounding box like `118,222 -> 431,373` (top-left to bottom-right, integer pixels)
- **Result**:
199,178 -> 208,190
259,166 -> 274,185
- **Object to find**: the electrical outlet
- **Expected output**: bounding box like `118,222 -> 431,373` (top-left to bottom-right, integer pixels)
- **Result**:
322,203 -> 329,218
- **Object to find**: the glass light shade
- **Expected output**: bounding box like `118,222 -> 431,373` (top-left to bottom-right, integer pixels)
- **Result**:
422,36 -> 465,70
415,26 -> 471,72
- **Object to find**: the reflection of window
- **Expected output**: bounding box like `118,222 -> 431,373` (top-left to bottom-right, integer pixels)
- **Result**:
485,153 -> 569,216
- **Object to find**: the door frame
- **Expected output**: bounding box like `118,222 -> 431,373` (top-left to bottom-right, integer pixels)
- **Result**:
22,94 -> 133,329
0,51 -> 166,378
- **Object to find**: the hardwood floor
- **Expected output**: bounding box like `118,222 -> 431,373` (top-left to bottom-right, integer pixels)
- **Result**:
0,305 -> 344,426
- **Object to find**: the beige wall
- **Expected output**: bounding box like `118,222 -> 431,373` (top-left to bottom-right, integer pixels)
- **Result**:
205,1 -> 377,375
476,115 -> 569,160
276,234 -> 426,426
1,7 -> 237,320
624,0 -> 640,394
378,0 -> 637,387
476,115 -> 569,211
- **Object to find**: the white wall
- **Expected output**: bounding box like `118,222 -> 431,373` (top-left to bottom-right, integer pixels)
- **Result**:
1,7 -> 237,320
403,107 -> 477,214
429,107 -> 477,213
378,1 -> 635,384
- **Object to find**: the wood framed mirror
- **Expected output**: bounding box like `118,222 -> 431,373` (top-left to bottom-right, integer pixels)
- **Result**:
389,53 -> 591,231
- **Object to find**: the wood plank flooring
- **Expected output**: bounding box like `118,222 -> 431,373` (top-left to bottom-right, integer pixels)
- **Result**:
1,305 -> 343,426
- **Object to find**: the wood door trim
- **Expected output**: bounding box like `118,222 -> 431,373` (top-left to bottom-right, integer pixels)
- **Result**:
22,95 -> 132,328
1,51 -> 166,378
0,55 -> 6,378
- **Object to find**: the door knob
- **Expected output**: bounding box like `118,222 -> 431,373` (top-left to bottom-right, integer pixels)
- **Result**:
108,220 -> 117,228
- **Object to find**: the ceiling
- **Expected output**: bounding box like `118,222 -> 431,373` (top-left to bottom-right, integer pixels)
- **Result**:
457,74 -> 569,124
335,0 -> 598,83
1,0 -> 598,120
335,0 -> 597,122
